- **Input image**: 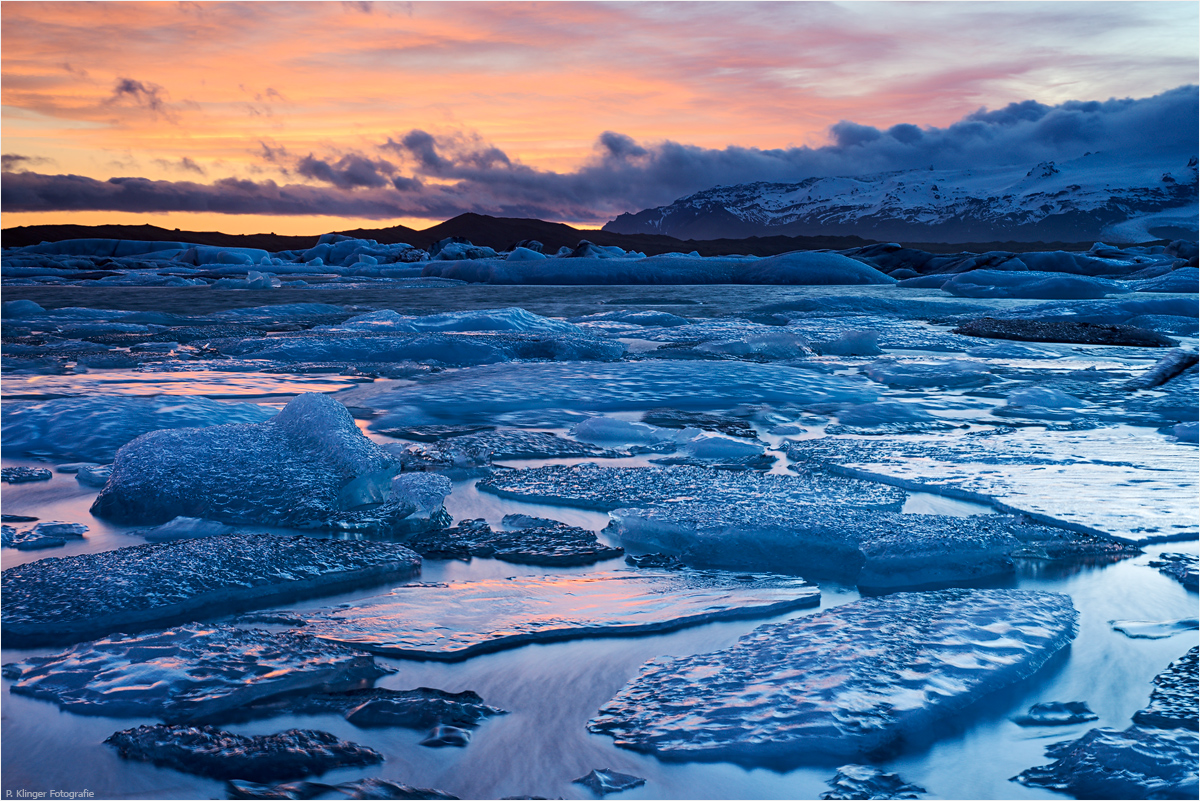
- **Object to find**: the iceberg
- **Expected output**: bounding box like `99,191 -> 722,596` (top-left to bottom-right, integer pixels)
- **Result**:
1,532 -> 421,645
820,765 -> 926,800
90,394 -> 418,531
298,570 -> 819,660
1013,701 -> 1099,726
588,589 -> 1077,762
572,769 -> 646,795
2,625 -> 390,721
105,725 -> 381,782
1148,553 -> 1199,591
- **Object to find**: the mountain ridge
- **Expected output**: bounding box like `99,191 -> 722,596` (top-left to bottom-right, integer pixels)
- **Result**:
604,151 -> 1199,244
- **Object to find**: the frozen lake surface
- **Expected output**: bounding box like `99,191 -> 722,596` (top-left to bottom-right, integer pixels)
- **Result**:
2,278 -> 1196,800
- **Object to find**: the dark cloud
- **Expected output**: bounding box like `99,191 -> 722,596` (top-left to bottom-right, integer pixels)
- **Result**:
598,131 -> 648,160
109,77 -> 173,117
7,86 -> 1196,224
296,153 -> 396,189
152,156 -> 206,175
0,172 -> 414,217
2,153 -> 54,172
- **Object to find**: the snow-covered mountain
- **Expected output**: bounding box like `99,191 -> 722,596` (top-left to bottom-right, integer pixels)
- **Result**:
604,151 -> 1198,244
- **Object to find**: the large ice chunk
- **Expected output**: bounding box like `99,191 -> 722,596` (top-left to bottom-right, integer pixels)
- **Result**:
477,463 -> 905,512
2,625 -> 389,722
105,724 -> 381,782
610,503 -> 1121,590
90,394 -> 412,530
589,589 -> 1077,762
940,270 -> 1130,299
2,395 -> 276,461
420,251 -> 895,285
404,515 -> 623,566
1013,727 -> 1198,799
1,533 -> 421,646
341,361 -> 877,423
299,570 -> 819,660
1134,647 -> 1198,731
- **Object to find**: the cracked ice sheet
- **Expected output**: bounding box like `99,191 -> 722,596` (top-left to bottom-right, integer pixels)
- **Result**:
588,588 -> 1077,764
298,570 -> 819,660
336,361 -> 877,423
790,426 -> 1199,544
1,532 -> 422,646
476,463 -> 905,512
2,625 -> 389,722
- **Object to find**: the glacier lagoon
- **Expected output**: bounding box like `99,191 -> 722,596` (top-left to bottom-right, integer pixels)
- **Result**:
2,244 -> 1197,800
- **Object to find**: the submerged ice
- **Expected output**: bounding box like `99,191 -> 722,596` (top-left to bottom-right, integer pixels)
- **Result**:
297,570 -> 819,660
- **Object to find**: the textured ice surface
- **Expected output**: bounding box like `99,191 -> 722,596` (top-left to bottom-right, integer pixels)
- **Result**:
105,725 -> 381,782
478,463 -> 904,512
589,589 -> 1077,762
340,361 -> 877,422
238,686 -> 505,730
91,394 -> 415,530
404,516 -> 623,566
611,503 -> 1124,590
227,778 -> 457,800
864,359 -> 992,388
478,464 -> 1129,587
2,625 -> 389,721
573,768 -> 647,795
1013,702 -> 1099,726
299,570 -> 819,660
1149,553 -> 1199,591
2,395 -> 275,461
641,409 -> 758,438
1134,648 -> 1198,731
1,532 -> 421,645
783,315 -> 978,352
1013,727 -> 1199,799
819,765 -> 926,799
792,427 -> 1199,543
954,316 -> 1179,347
1109,618 -> 1199,639
382,430 -> 626,468
940,269 -> 1130,299
0,466 -> 51,483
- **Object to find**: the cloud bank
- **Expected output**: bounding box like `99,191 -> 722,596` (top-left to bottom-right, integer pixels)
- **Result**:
4,86 -> 1196,224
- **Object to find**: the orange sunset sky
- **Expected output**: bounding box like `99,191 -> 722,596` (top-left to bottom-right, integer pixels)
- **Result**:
2,1 -> 1197,235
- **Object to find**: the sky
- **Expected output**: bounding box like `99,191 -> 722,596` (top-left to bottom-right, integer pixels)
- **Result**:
1,0 -> 1197,236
